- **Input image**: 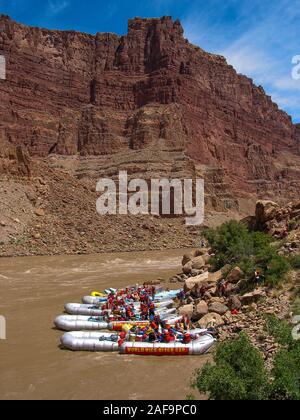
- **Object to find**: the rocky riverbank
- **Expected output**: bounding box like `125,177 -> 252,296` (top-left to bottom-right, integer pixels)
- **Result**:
163,248 -> 295,369
151,200 -> 300,368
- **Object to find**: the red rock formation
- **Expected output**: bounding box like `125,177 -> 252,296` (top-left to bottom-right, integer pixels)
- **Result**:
0,14 -> 300,207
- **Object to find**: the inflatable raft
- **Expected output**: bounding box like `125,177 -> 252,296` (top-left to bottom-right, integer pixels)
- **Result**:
81,291 -> 181,305
60,329 -> 214,354
55,315 -> 109,331
54,315 -> 182,332
65,303 -> 176,317
120,334 -> 215,356
81,295 -> 174,308
61,331 -> 119,352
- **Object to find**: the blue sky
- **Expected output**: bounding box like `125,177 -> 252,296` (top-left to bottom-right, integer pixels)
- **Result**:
0,0 -> 299,122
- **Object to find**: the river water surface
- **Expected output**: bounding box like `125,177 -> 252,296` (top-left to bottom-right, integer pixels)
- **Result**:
0,249 -> 210,400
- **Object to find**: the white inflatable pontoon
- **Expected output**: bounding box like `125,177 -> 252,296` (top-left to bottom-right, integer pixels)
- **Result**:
61,331 -> 119,352
60,329 -> 213,353
120,334 -> 215,356
55,315 -> 109,331
82,292 -> 180,305
55,314 -> 182,332
64,303 -> 176,317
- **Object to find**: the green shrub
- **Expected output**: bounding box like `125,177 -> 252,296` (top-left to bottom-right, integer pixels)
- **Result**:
264,316 -> 300,400
193,318 -> 300,400
292,298 -> 300,316
194,333 -> 270,400
264,255 -> 290,286
265,314 -> 293,347
270,343 -> 300,400
204,221 -> 290,287
290,255 -> 300,270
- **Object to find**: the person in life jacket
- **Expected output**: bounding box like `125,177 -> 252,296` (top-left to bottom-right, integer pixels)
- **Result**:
149,303 -> 155,318
183,333 -> 191,344
183,315 -> 191,331
118,331 -> 127,347
150,321 -> 159,332
254,269 -> 261,286
141,304 -> 149,320
125,307 -> 134,320
168,330 -> 175,342
163,330 -> 171,343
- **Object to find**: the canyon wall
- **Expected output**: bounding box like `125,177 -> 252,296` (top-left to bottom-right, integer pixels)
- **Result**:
0,15 -> 300,255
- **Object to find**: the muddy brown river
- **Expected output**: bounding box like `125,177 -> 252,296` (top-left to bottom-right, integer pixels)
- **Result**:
0,250 -> 210,400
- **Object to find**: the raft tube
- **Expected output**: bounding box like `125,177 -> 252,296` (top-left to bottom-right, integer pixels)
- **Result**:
65,303 -> 177,317
120,334 -> 215,356
61,331 -> 119,352
55,314 -> 183,332
65,303 -> 109,316
54,315 -> 109,332
60,329 -> 212,352
83,296 -> 107,304
82,295 -> 174,308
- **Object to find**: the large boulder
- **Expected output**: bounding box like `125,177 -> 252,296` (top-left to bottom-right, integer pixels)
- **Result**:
35,208 -> 45,217
226,267 -> 244,284
228,295 -> 242,311
184,271 -> 209,291
209,297 -> 226,304
198,313 -> 225,328
208,302 -> 229,316
182,261 -> 193,275
225,280 -> 244,297
256,200 -> 280,224
182,254 -> 192,266
209,265 -> 231,283
240,289 -> 266,305
192,301 -> 209,321
192,249 -> 208,258
191,255 -> 206,270
178,304 -> 194,317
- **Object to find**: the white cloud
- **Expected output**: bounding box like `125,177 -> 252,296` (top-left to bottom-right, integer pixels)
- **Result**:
182,0 -> 300,121
223,44 -> 276,78
48,0 -> 70,16
274,77 -> 300,92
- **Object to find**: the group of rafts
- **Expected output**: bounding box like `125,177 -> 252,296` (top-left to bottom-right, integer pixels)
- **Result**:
54,286 -> 216,356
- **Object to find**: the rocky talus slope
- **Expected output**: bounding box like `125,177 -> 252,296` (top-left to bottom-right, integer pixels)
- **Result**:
1,15 -> 300,256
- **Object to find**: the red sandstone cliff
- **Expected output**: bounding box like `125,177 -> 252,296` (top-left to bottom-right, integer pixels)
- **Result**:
0,15 -> 300,256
